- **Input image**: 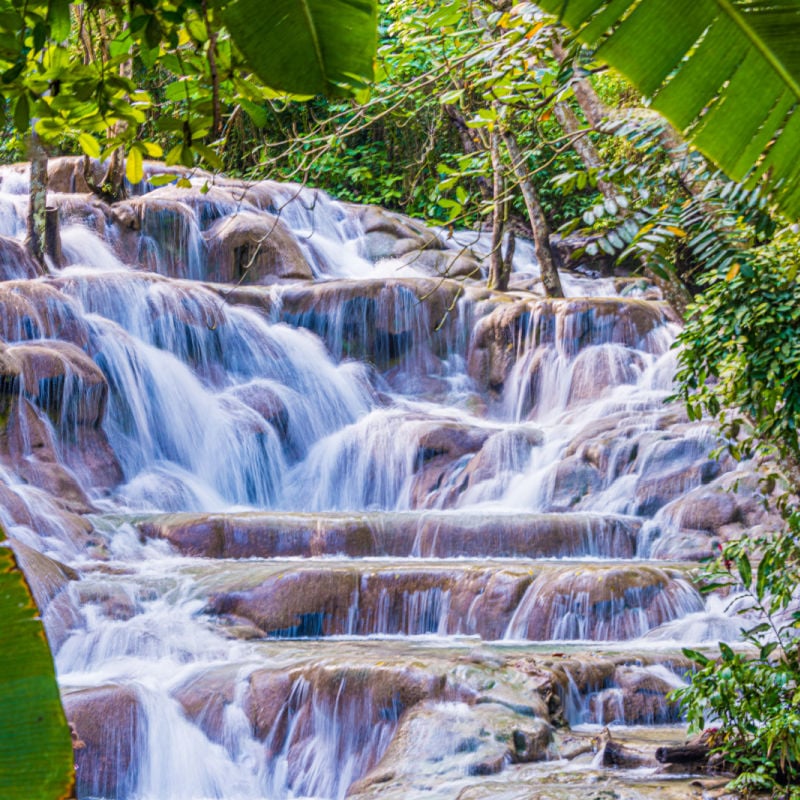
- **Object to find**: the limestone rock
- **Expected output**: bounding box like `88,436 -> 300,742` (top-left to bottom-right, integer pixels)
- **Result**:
63,684 -> 143,800
205,211 -> 313,283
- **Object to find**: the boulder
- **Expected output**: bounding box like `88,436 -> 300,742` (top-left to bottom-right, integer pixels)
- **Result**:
0,281 -> 90,346
47,156 -> 104,194
125,190 -> 206,278
549,456 -> 604,510
63,684 -> 143,800
0,236 -> 40,281
0,340 -> 107,427
205,212 -> 313,283
507,565 -> 703,641
173,665 -> 240,744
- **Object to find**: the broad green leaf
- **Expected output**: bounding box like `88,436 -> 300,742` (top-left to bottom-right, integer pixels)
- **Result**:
239,98 -> 268,128
46,0 -> 72,42
223,0 -> 378,98
538,0 -> 800,219
126,146 -> 143,184
0,528 -> 74,799
149,174 -> 178,187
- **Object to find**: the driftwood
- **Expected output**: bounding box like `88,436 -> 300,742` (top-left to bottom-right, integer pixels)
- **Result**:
601,738 -> 656,768
656,742 -> 710,765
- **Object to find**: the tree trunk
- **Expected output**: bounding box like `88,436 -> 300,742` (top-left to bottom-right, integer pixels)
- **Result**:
553,101 -> 618,202
44,206 -> 63,268
26,129 -> 48,273
487,130 -> 511,291
602,739 -> 656,768
500,128 -> 563,298
552,41 -> 609,131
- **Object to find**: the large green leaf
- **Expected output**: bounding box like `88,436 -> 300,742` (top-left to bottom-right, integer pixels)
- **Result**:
539,0 -> 800,219
0,528 -> 74,799
223,0 -> 378,97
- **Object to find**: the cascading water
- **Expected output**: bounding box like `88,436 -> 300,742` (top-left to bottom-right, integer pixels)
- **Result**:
0,158 -> 763,800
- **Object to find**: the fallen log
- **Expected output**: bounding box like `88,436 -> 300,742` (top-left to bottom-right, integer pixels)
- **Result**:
656,743 -> 710,765
602,739 -> 656,768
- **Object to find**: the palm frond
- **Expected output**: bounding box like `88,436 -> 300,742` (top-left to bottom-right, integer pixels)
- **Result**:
538,0 -> 800,219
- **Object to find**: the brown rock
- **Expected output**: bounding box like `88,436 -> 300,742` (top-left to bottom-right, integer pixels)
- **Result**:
0,235 -> 41,281
205,212 -> 312,283
63,684 -> 143,800
173,666 -> 240,744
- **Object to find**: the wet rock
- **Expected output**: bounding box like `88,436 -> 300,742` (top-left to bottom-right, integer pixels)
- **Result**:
415,513 -> 638,560
507,565 -> 703,641
124,189 -> 208,277
0,339 -> 108,426
9,538 -> 78,609
247,663 -> 454,797
75,581 -> 138,621
63,684 -> 143,800
206,563 -> 537,639
635,460 -> 721,517
139,512 -> 381,559
52,192 -> 111,235
567,346 -> 644,406
278,278 -> 462,368
510,719 -> 553,763
663,487 -> 740,534
207,567 -> 359,636
609,665 -> 682,725
0,280 -> 89,346
357,206 -> 444,261
468,297 -> 668,395
0,235 -> 41,281
205,211 -> 313,283
550,456 -> 604,510
173,665 -> 240,744
395,248 -> 481,279
226,382 -> 289,438
244,669 -> 294,743
409,422 -> 492,507
47,156 -> 104,194
348,701 -> 546,798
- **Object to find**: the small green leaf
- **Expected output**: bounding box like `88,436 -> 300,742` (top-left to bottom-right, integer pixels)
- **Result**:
738,552 -> 752,587
78,133 -> 101,159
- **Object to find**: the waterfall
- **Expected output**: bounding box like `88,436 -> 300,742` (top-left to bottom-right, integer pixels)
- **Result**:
0,159 -> 757,800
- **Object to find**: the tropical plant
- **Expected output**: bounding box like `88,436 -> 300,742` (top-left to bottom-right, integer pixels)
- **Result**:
537,0 -> 800,220
0,0 -> 378,173
0,528 -> 74,800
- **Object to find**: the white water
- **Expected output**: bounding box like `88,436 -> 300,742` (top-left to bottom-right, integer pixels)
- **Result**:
0,164 -> 750,799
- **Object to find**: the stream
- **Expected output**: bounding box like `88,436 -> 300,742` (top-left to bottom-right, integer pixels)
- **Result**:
0,157 -> 764,799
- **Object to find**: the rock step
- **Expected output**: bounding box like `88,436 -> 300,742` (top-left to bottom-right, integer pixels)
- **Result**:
135,510 -> 642,560
60,641 -> 692,800
174,557 -> 703,643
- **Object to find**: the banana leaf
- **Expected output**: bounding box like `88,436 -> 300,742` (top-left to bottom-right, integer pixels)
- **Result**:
539,0 -> 800,219
0,528 -> 74,799
224,0 -> 378,97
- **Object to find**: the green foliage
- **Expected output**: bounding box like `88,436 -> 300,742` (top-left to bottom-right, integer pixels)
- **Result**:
674,518 -> 800,797
537,0 -> 800,220
0,0 -> 378,175
0,528 -> 74,799
676,226 -> 800,467
255,0 -> 599,230
223,0 -> 377,97
665,159 -> 800,800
